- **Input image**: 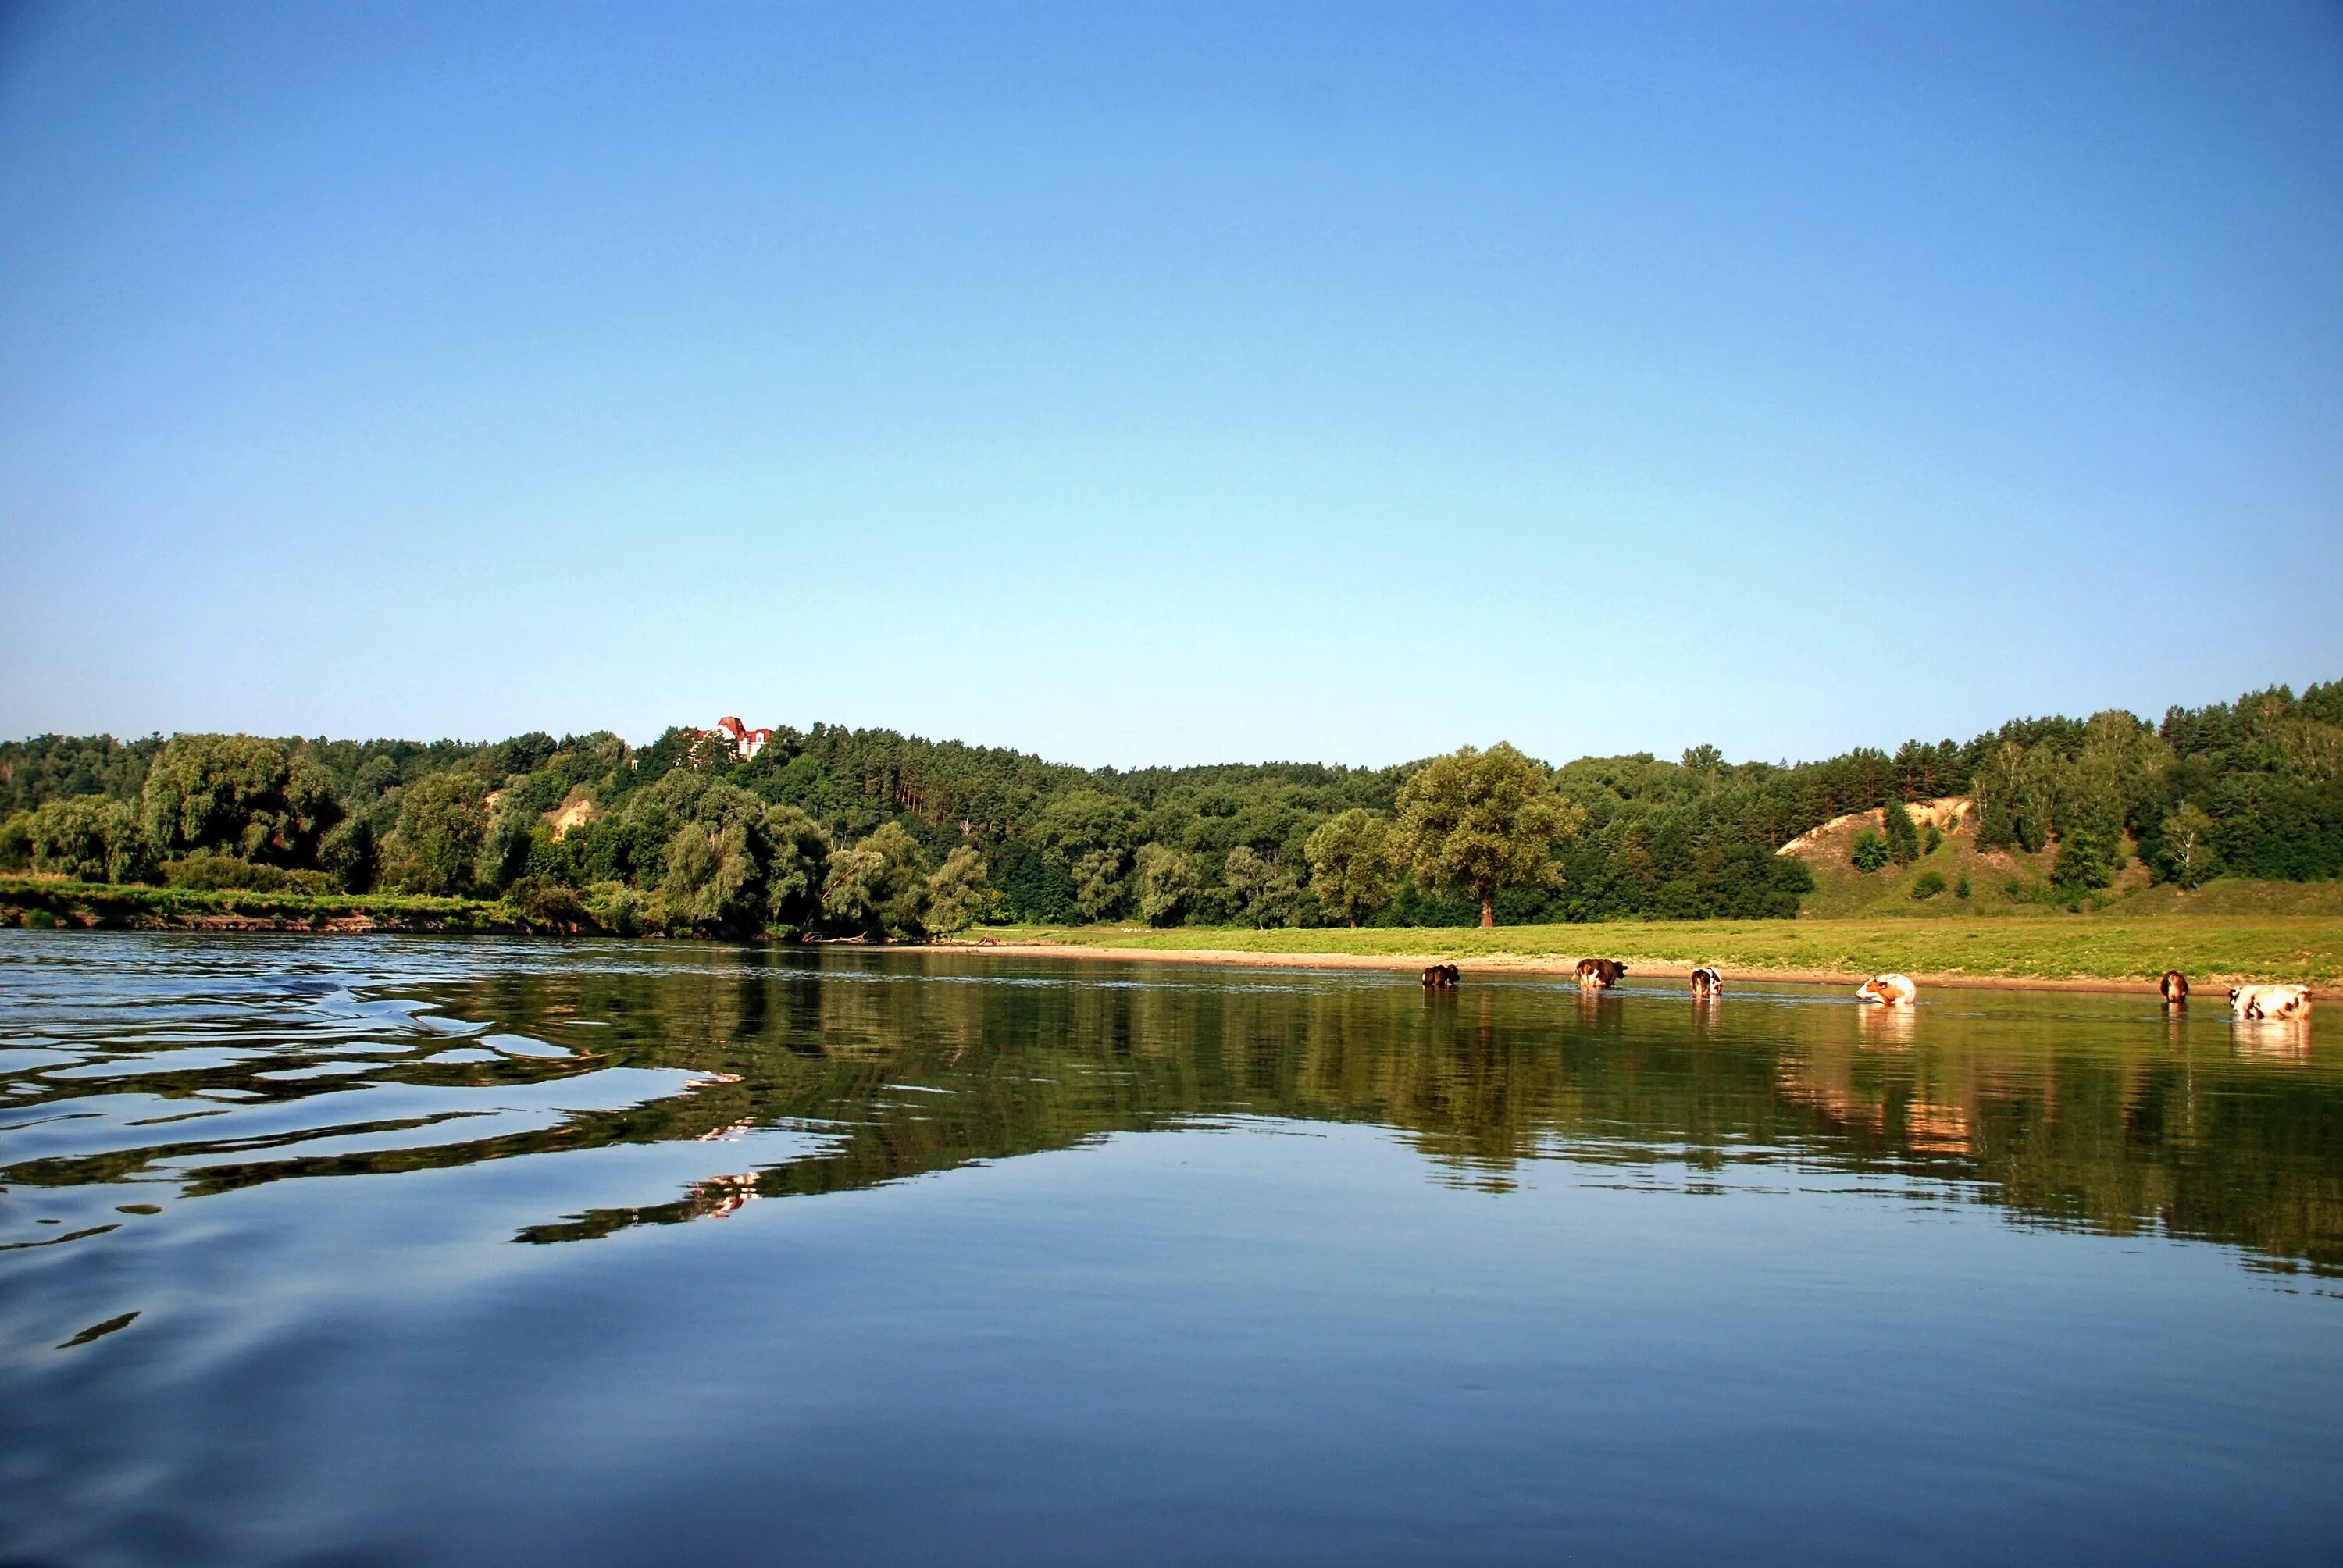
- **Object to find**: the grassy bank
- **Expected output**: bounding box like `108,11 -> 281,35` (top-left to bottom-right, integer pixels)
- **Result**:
0,878 -> 524,933
8,877 -> 2336,987
975,916 -> 2343,987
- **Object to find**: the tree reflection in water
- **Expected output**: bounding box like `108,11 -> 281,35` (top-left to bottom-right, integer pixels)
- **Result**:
2,938 -> 2337,1275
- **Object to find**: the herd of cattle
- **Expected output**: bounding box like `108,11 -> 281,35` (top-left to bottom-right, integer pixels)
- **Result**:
1418,958 -> 2314,1019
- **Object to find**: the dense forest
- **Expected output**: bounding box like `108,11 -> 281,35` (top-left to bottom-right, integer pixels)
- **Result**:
2,679 -> 2338,937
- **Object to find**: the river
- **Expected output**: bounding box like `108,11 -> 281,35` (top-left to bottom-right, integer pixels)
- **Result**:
2,934 -> 2337,1563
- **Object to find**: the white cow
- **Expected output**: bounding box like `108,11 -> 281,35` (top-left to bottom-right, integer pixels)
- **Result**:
2229,984 -> 2312,1021
1856,973 -> 1918,1007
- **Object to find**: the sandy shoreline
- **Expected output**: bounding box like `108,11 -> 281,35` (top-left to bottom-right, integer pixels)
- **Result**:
933,941 -> 2176,996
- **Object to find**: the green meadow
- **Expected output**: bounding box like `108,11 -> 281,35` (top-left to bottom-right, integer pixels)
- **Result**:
974,914 -> 2343,988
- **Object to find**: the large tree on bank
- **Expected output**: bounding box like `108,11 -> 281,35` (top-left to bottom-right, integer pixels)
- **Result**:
1304,808 -> 1396,927
1391,743 -> 1583,928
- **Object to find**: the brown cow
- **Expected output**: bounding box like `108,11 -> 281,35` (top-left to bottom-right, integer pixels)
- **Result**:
1421,963 -> 1460,990
2159,970 -> 2188,1006
1575,957 -> 1628,991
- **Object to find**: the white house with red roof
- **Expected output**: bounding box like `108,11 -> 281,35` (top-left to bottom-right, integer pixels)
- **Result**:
705,716 -> 776,761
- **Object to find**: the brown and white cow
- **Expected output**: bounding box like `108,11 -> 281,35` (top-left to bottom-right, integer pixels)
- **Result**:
1856,973 -> 1918,1007
1421,963 -> 1460,990
2159,971 -> 2188,1005
2229,984 -> 2311,1021
1689,966 -> 1724,996
1575,957 -> 1628,991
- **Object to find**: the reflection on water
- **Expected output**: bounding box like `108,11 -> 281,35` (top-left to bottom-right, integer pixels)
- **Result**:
14,935 -> 2327,1269
2,934 -> 2340,1564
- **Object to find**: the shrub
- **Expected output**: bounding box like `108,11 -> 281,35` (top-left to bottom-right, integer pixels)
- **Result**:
1954,875 -> 1970,900
163,853 -> 293,892
1924,825 -> 1942,855
507,875 -> 592,933
589,882 -> 643,937
1910,870 -> 1947,900
1850,832 -> 1891,873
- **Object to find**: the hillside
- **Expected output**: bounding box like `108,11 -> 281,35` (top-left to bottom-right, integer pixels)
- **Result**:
1781,800 -> 2343,919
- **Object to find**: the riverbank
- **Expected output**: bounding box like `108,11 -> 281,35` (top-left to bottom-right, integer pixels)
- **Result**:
954,918 -> 2343,991
6,879 -> 2335,990
0,878 -> 528,933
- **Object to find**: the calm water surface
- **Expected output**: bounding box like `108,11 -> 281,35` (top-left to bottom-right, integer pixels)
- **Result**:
2,933 -> 2339,1564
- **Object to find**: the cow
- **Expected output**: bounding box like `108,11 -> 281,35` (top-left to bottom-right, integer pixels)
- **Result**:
2229,984 -> 2311,1021
1575,957 -> 1628,991
1689,966 -> 1724,996
1856,973 -> 1918,1007
1421,963 -> 1460,990
2159,970 -> 2188,1006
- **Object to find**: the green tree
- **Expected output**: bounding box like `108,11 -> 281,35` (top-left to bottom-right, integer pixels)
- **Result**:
760,804 -> 831,929
381,773 -> 490,895
29,796 -> 149,883
2051,825 -> 2115,893
1132,843 -> 1199,926
317,818 -> 377,893
822,821 -> 932,936
1881,799 -> 1920,864
2158,801 -> 2220,889
662,818 -> 761,932
0,811 -> 32,873
1391,743 -> 1584,928
1035,789 -> 1143,921
623,773 -> 815,934
140,735 -> 338,867
1223,845 -> 1272,925
925,845 -> 992,935
1304,809 -> 1395,927
474,793 -> 536,894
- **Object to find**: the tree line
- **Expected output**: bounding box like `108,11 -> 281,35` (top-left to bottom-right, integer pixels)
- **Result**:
2,678 -> 2337,935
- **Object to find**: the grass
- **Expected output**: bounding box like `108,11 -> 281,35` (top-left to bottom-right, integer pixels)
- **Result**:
0,878 -> 519,930
972,914 -> 2343,986
9,876 -> 2337,985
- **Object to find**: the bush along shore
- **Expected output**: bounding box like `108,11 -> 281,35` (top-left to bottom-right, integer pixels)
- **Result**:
2,678 -> 2338,946
0,878 -> 536,935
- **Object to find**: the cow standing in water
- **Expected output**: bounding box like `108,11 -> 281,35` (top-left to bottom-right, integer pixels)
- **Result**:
2160,971 -> 2188,1006
2230,984 -> 2311,1020
1575,958 -> 1628,991
1689,966 -> 1723,996
1856,973 -> 1918,1006
1421,964 -> 1460,990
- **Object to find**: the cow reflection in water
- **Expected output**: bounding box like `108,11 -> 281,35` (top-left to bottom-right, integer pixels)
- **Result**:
2234,1019 -> 2313,1064
1860,1005 -> 1917,1049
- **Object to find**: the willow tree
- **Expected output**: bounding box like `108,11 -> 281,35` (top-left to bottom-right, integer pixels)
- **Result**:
1392,743 -> 1583,928
1305,809 -> 1396,927
925,845 -> 992,935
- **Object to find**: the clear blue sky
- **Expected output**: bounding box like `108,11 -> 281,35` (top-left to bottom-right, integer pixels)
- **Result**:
2,2 -> 2338,768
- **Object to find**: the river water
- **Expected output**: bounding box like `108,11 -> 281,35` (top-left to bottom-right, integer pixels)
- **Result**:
2,933 -> 2338,1564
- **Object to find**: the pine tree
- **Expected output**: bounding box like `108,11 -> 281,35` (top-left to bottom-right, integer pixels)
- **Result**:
1882,799 -> 1920,865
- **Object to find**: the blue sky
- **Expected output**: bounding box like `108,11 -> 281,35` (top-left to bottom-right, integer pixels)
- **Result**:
2,2 -> 2338,768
